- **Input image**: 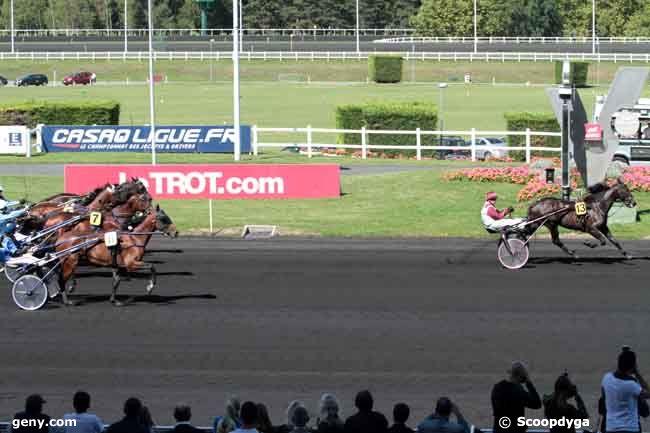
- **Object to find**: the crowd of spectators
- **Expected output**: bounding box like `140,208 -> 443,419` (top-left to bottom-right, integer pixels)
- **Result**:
8,348 -> 650,433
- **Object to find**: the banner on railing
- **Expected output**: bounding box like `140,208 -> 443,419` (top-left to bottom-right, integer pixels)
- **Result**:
0,126 -> 29,154
42,125 -> 251,153
64,164 -> 341,199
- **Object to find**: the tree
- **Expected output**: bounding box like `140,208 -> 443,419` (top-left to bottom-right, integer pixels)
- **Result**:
478,0 -> 516,36
624,2 -> 650,37
510,0 -> 562,37
411,0 -> 473,37
557,0 -> 590,36
387,0 -> 421,28
596,0 -> 642,37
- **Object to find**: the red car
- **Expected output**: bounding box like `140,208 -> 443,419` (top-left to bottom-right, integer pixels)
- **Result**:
63,71 -> 95,86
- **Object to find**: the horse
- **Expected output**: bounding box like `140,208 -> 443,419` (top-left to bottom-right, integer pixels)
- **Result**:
526,179 -> 637,259
55,205 -> 178,306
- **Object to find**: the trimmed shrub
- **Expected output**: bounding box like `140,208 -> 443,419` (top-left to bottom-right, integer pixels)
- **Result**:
504,112 -> 559,161
336,102 -> 437,157
368,55 -> 403,83
0,100 -> 120,128
554,61 -> 590,88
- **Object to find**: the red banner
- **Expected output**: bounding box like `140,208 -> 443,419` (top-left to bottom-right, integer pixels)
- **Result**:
584,123 -> 603,141
64,164 -> 341,199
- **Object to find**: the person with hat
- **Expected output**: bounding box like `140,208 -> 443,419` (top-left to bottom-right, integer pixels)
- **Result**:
12,394 -> 51,432
481,191 -> 524,232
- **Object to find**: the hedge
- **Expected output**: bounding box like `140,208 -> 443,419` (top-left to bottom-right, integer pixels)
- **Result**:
0,100 -> 120,128
368,55 -> 403,83
336,102 -> 437,156
504,112 -> 560,161
554,61 -> 590,88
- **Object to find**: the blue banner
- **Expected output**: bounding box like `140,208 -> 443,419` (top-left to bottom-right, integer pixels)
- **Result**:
41,125 -> 251,153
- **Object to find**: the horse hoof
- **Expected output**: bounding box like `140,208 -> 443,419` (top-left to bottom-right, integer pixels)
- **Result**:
63,299 -> 79,307
112,300 -> 125,307
146,283 -> 155,295
625,253 -> 633,260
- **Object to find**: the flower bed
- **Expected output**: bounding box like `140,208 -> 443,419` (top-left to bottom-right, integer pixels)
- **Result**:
442,166 -> 536,185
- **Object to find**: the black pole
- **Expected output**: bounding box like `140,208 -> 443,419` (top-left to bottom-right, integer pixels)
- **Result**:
561,99 -> 571,202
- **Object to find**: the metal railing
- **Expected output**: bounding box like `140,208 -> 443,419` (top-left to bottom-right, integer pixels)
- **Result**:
1,51 -> 649,63
253,126 -> 561,163
375,36 -> 650,44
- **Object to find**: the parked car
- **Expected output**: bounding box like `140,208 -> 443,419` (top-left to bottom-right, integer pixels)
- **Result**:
474,137 -> 509,160
0,75 -> 7,86
63,71 -> 95,86
15,74 -> 48,86
435,136 -> 469,159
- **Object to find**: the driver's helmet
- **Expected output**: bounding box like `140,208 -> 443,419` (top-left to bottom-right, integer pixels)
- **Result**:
1,222 -> 16,234
486,191 -> 498,202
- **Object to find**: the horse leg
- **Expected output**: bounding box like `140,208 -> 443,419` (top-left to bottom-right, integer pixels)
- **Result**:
548,224 -> 577,258
145,264 -> 156,295
602,226 -> 632,259
59,256 -> 79,306
110,268 -> 124,306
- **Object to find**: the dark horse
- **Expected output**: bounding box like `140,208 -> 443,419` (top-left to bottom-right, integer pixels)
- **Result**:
526,179 -> 637,259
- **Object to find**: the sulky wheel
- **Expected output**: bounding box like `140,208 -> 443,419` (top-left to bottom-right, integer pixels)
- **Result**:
5,264 -> 26,283
497,237 -> 530,270
12,274 -> 48,311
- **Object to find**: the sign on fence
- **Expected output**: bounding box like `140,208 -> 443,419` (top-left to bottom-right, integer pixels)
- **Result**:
0,126 -> 29,154
42,125 -> 251,153
64,164 -> 341,199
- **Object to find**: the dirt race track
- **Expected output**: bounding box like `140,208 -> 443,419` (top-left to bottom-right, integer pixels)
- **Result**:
1,237 -> 650,428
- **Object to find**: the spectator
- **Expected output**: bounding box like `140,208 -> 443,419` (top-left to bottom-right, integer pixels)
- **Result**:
343,391 -> 388,433
543,374 -> 588,433
105,398 -> 149,433
642,124 -> 650,140
491,361 -> 541,433
172,404 -> 203,433
217,398 -> 242,433
276,401 -> 303,433
231,401 -> 260,433
12,394 -> 51,433
316,394 -> 344,433
63,391 -> 104,433
256,404 -> 274,433
600,347 -> 650,433
139,406 -> 155,433
289,406 -> 310,433
388,403 -> 414,433
418,398 -> 469,433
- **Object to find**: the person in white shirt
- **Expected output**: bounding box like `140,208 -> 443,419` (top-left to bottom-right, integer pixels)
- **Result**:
601,348 -> 650,433
63,391 -> 104,433
230,402 -> 260,433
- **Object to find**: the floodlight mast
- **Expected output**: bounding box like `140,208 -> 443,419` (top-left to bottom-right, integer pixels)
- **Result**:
558,61 -> 573,202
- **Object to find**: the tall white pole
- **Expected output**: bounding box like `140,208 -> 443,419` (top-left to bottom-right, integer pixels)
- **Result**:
10,0 -> 15,54
124,0 -> 128,52
233,0 -> 241,161
592,0 -> 596,54
239,0 -> 243,53
147,0 -> 156,165
355,0 -> 360,53
473,0 -> 477,53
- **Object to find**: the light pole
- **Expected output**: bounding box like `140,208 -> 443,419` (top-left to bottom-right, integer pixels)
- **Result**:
146,0 -> 156,165
209,38 -> 214,82
239,0 -> 243,53
124,0 -> 128,52
233,0 -> 241,161
10,0 -> 15,54
438,83 -> 447,145
592,0 -> 596,54
473,0 -> 477,53
355,0 -> 360,54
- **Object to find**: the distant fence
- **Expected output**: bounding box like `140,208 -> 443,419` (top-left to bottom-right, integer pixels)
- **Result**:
253,126 -> 561,163
376,36 -> 650,44
2,51 -> 650,63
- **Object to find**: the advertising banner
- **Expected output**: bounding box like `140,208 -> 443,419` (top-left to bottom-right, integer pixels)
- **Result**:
64,164 -> 341,200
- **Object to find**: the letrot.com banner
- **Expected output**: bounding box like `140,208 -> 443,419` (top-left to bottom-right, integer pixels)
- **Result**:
64,164 -> 341,199
42,125 -> 251,153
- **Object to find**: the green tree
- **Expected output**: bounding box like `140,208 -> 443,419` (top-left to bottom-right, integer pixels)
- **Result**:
411,0 -> 473,37
478,0 -> 516,36
596,0 -> 642,37
387,0 -> 421,28
510,0 -> 562,36
557,0 -> 590,36
624,2 -> 650,36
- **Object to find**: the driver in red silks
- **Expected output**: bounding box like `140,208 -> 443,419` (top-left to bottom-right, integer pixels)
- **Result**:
481,191 -> 524,231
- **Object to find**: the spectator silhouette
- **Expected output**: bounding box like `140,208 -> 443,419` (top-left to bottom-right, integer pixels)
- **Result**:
491,361 -> 541,433
63,391 -> 104,433
276,401 -> 303,433
231,401 -> 260,433
343,391 -> 388,433
171,405 -> 203,433
600,347 -> 650,433
139,406 -> 154,433
217,398 -> 242,433
418,398 -> 469,433
543,374 -> 588,433
289,406 -> 310,433
388,403 -> 414,433
316,394 -> 344,433
105,398 -> 149,433
12,394 -> 51,433
256,403 -> 274,433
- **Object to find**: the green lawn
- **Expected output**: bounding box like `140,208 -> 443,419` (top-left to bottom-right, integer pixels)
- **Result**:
5,172 -> 650,238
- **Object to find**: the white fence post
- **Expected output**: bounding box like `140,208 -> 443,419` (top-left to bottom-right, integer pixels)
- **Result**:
470,128 -> 477,161
416,127 -> 422,160
525,128 -> 531,163
307,124 -> 313,158
361,126 -> 367,159
252,125 -> 258,156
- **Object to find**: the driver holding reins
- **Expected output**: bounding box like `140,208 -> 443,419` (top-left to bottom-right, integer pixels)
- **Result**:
481,191 -> 524,231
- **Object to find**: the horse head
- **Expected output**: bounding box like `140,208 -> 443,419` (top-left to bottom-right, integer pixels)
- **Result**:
155,204 -> 178,238
614,178 -> 637,208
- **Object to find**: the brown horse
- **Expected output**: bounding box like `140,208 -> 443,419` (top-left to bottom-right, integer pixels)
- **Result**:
56,205 -> 178,306
526,179 -> 637,259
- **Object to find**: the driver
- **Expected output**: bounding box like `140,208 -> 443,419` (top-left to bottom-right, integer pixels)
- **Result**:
482,191 -> 524,231
0,222 -> 23,264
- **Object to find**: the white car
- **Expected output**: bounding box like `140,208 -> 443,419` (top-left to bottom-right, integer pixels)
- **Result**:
474,137 -> 509,160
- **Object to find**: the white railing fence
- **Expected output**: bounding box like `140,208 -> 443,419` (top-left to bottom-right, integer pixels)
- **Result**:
253,126 -> 561,163
2,51 -> 650,63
